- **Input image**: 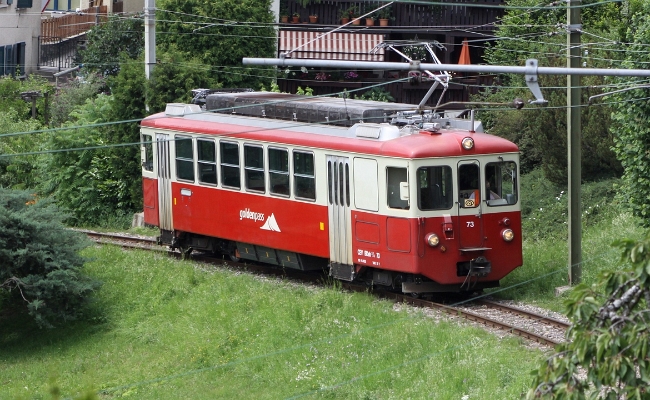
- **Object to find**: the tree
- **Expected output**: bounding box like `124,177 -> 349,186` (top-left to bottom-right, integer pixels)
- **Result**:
477,0 -> 623,183
156,0 -> 276,89
0,188 -> 101,328
39,94 -> 130,226
77,14 -> 145,77
610,1 -> 650,226
48,73 -> 107,128
527,233 -> 650,398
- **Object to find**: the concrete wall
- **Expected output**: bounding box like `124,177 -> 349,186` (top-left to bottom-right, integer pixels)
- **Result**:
0,1 -> 42,76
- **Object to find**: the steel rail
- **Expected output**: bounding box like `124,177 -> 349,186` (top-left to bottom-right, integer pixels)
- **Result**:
476,299 -> 570,330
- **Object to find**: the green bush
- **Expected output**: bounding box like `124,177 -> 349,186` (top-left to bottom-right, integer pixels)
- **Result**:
520,169 -> 622,241
0,188 -> 101,328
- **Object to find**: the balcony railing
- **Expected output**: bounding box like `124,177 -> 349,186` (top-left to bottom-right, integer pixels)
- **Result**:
41,6 -> 108,43
281,0 -> 504,29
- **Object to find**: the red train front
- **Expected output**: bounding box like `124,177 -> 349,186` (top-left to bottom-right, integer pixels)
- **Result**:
140,92 -> 522,293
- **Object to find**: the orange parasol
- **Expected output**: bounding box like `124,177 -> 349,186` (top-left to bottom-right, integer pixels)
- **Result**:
458,39 -> 471,65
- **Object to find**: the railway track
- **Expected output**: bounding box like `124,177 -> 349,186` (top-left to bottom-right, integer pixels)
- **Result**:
85,230 -> 569,347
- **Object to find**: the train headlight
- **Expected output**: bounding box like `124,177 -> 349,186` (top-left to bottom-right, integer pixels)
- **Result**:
501,228 -> 515,242
461,137 -> 474,150
425,233 -> 440,247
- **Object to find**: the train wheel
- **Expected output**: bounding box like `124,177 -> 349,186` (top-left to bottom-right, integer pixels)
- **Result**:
229,248 -> 241,262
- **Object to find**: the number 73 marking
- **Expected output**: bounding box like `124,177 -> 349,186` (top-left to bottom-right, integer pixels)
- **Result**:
466,221 -> 475,228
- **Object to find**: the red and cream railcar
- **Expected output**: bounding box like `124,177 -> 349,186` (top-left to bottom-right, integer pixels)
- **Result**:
140,92 -> 522,293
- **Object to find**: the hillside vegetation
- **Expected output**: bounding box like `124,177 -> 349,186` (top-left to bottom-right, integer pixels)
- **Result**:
2,246 -> 541,399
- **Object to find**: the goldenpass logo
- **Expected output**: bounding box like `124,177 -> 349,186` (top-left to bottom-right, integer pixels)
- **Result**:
239,208 -> 265,222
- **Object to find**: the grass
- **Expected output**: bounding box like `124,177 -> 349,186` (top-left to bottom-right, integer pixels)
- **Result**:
1,245 -> 543,399
488,172 -> 645,311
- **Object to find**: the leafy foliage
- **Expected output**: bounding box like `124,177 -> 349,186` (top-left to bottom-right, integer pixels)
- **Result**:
527,233 -> 650,398
610,1 -> 650,227
355,87 -> 395,102
78,14 -> 145,76
146,48 -> 220,112
0,188 -> 100,328
156,0 -> 276,89
476,0 -> 623,183
0,109 -> 43,190
0,75 -> 54,125
39,94 -> 133,226
48,73 -> 107,127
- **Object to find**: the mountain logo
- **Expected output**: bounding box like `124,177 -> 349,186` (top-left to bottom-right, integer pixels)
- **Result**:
260,213 -> 281,232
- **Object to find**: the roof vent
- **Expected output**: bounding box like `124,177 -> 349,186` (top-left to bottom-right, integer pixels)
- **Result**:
165,103 -> 201,117
354,123 -> 401,140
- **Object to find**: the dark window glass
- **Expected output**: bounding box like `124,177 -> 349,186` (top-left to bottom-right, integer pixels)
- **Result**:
294,151 -> 315,200
387,167 -> 409,209
345,163 -> 350,207
175,136 -> 194,181
458,163 -> 480,208
269,148 -> 290,196
176,136 -> 193,159
142,134 -> 153,172
485,161 -> 518,206
245,144 -> 265,192
417,166 -> 453,210
198,139 -> 217,185
220,141 -> 240,189
327,161 -> 333,205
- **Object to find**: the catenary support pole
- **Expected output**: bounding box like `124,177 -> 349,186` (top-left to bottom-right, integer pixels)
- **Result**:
145,0 -> 156,81
568,0 -> 582,285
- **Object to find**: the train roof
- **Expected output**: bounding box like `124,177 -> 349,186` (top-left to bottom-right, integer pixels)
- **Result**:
141,92 -> 519,159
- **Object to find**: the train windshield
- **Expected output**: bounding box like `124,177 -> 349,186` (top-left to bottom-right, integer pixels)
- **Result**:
485,161 -> 518,206
417,166 -> 453,210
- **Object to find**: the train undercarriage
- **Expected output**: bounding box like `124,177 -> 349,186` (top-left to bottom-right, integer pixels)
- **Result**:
160,230 -> 499,294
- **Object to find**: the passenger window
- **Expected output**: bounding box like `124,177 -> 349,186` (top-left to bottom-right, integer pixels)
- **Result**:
387,167 -> 409,209
198,139 -> 217,185
293,151 -> 315,201
141,134 -> 153,172
485,161 -> 518,206
220,141 -> 240,189
269,147 -> 290,196
418,166 -> 453,210
175,136 -> 194,182
245,144 -> 265,193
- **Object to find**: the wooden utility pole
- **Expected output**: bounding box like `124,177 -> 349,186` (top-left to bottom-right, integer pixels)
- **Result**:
567,0 -> 582,285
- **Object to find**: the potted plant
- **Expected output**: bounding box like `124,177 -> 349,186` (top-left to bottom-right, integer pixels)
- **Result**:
309,14 -> 318,23
365,12 -> 375,26
377,4 -> 392,26
292,12 -> 300,23
340,6 -> 359,25
280,6 -> 289,23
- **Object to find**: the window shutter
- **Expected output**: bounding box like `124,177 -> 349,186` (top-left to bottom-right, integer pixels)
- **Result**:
0,46 -> 4,76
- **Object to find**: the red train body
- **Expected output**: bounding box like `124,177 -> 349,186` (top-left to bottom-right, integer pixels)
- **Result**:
140,92 -> 522,293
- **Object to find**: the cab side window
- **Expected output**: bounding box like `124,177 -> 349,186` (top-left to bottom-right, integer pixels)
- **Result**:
387,167 -> 409,209
142,134 -> 153,172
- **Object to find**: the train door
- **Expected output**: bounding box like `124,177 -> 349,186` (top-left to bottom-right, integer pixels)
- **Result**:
327,156 -> 352,277
156,134 -> 173,231
457,161 -> 485,249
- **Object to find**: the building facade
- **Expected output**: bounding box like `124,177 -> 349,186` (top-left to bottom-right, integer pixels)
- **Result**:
0,0 -> 42,76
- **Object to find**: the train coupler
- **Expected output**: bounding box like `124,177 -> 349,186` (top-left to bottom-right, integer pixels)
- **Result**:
457,256 -> 491,277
